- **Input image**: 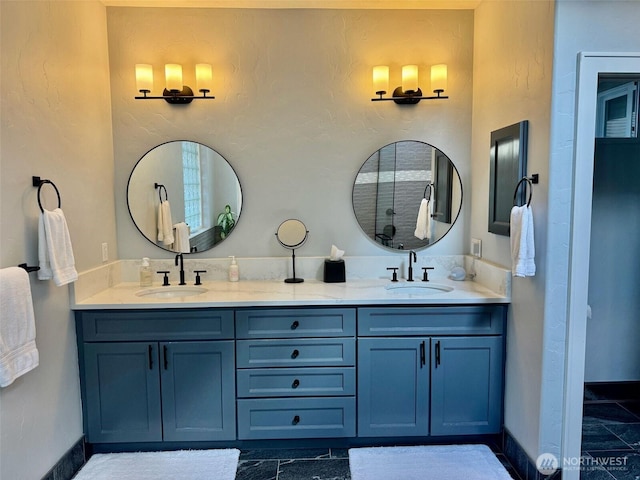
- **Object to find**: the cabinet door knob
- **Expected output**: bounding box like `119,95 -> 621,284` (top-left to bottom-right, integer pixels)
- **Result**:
291,349 -> 299,359
292,379 -> 300,388
291,320 -> 299,330
292,415 -> 300,425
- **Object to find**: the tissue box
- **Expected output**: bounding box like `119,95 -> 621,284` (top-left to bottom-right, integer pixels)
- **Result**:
323,259 -> 345,283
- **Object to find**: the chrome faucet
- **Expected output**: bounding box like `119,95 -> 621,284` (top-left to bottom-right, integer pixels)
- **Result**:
175,253 -> 186,285
407,250 -> 417,282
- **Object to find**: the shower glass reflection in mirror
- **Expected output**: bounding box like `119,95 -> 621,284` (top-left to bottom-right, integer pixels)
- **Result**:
352,140 -> 462,251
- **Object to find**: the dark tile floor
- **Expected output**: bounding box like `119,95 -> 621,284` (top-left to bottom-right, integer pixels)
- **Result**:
581,382 -> 640,480
234,444 -> 522,480
234,382 -> 640,479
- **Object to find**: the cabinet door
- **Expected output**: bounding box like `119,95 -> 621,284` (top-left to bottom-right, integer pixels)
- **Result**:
357,338 -> 429,437
430,336 -> 503,435
160,341 -> 236,441
83,342 -> 162,443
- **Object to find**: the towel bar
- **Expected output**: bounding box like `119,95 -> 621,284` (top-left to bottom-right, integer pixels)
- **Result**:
513,174 -> 539,207
155,182 -> 168,202
423,183 -> 434,201
33,176 -> 61,213
18,263 -> 40,273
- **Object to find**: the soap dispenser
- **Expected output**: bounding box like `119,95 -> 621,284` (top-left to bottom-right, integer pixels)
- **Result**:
228,256 -> 239,282
139,257 -> 152,287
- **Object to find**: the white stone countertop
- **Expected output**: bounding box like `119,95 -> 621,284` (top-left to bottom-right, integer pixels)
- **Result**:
71,277 -> 509,310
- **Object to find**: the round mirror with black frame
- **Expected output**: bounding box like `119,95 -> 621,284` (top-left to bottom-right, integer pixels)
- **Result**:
352,140 -> 462,251
127,140 -> 242,253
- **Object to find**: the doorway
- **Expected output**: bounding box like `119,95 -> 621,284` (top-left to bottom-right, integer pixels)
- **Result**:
564,54 -> 640,480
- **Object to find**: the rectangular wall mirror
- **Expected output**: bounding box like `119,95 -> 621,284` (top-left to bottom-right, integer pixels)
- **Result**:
488,120 -> 529,236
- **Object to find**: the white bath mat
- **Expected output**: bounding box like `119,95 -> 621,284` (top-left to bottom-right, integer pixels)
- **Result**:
349,444 -> 513,480
73,448 -> 240,480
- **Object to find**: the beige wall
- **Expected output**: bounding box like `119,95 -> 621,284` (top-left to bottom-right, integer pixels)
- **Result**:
0,1 -> 564,477
471,0 -> 555,462
0,1 -> 116,479
107,7 -> 474,260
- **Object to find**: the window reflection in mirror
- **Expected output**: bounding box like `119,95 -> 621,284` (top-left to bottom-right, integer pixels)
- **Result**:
596,75 -> 639,138
127,141 -> 242,253
352,140 -> 462,251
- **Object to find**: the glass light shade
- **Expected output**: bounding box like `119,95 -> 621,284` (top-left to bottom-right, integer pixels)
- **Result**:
431,64 -> 447,93
165,64 -> 183,92
195,64 -> 213,93
135,64 -> 153,92
372,65 -> 389,94
402,65 -> 419,93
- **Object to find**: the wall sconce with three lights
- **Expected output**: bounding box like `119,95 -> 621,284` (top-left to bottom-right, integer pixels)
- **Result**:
372,64 -> 448,105
135,63 -> 215,104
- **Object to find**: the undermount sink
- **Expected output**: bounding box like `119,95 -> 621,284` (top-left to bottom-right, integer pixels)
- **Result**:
135,286 -> 208,299
385,282 -> 454,294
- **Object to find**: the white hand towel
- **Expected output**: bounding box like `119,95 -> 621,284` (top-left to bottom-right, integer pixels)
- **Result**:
173,222 -> 191,253
414,198 -> 432,240
37,208 -> 78,286
510,205 -> 536,277
37,213 -> 53,281
157,201 -> 174,246
0,267 -> 39,387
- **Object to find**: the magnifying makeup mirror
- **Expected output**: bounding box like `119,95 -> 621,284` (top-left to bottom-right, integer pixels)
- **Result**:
275,219 -> 309,283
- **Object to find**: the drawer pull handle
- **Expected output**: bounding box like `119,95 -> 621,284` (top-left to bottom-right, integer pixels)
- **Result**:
291,321 -> 299,330
292,379 -> 300,388
291,349 -> 300,359
292,415 -> 300,425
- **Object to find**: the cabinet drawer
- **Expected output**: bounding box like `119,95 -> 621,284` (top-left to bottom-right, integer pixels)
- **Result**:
358,306 -> 506,336
236,308 -> 355,338
237,397 -> 355,439
77,309 -> 234,341
237,367 -> 355,398
236,339 -> 355,368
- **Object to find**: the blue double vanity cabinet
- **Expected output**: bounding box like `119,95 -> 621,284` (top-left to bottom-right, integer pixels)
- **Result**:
74,302 -> 507,449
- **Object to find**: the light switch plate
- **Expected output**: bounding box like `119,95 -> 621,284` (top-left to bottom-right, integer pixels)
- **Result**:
471,238 -> 482,258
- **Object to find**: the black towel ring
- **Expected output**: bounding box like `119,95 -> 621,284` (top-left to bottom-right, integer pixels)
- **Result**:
513,177 -> 534,207
33,177 -> 61,213
423,183 -> 434,201
155,183 -> 168,202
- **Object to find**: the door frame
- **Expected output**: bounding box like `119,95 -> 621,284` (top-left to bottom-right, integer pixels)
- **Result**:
563,52 -> 640,480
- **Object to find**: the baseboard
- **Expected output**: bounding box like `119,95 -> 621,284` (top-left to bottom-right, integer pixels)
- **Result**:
40,437 -> 86,480
584,380 -> 640,402
503,429 -> 562,480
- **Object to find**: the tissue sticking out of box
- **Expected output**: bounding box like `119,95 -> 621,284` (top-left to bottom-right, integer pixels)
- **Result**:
330,245 -> 345,261
324,246 -> 346,282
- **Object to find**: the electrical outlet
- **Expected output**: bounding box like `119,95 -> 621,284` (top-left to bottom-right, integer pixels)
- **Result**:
101,242 -> 108,262
471,238 -> 482,258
